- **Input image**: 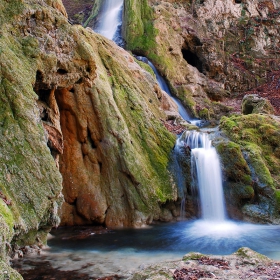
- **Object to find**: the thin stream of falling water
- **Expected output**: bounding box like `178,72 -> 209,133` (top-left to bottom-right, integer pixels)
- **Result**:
135,56 -> 194,123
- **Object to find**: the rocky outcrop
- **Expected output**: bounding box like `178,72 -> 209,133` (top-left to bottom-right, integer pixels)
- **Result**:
129,247 -> 280,280
215,114 -> 280,223
0,0 -> 179,275
56,34 -> 177,227
123,0 -> 280,120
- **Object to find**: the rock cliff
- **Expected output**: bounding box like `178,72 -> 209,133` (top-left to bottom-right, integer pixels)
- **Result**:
216,114 -> 280,223
123,0 -> 280,120
0,0 -> 178,276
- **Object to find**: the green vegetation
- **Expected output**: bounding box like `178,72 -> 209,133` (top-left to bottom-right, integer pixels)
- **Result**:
98,42 -> 176,212
123,0 -> 157,54
0,260 -> 23,280
216,141 -> 251,184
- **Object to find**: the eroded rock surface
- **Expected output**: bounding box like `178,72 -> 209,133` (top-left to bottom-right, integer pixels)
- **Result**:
242,94 -> 275,115
129,247 -> 280,280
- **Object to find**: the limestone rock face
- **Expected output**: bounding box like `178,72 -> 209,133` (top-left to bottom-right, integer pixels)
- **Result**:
216,114 -> 280,223
0,2 -> 178,266
123,0 -> 280,120
0,0 -> 66,273
54,32 -> 177,227
242,94 -> 275,115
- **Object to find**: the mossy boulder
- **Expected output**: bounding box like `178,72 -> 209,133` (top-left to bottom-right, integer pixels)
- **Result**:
218,114 -> 280,223
242,94 -> 275,115
0,259 -> 23,280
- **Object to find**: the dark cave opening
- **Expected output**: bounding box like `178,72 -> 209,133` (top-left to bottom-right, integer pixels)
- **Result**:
182,49 -> 203,73
243,104 -> 254,115
57,68 -> 68,75
235,0 -> 242,3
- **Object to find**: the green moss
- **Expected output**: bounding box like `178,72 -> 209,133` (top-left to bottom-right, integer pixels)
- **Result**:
220,114 -> 280,190
244,143 -> 275,189
0,6 -> 63,260
220,116 -> 238,132
215,141 -> 251,184
124,0 -> 157,54
134,58 -> 156,77
0,259 -> 23,280
275,190 -> 280,211
235,247 -> 269,262
219,114 -> 280,220
233,185 -> 255,201
177,86 -> 196,114
96,38 -> 177,217
198,108 -> 209,120
83,0 -> 102,27
0,200 -> 14,234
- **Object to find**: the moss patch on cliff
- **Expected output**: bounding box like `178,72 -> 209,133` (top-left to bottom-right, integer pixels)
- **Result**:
216,141 -> 251,184
220,114 -> 280,188
0,0 -> 64,265
97,39 -> 176,213
0,260 -> 23,280
123,0 -> 157,55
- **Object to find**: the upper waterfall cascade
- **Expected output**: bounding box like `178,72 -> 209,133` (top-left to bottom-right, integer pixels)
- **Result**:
94,0 -> 123,41
177,131 -> 226,221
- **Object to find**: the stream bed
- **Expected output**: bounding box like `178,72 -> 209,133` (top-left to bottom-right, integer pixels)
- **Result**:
12,220 -> 280,279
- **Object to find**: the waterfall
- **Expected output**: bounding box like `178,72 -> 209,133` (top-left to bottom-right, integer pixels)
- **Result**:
94,1 -> 222,221
94,0 -> 123,42
177,131 -> 226,221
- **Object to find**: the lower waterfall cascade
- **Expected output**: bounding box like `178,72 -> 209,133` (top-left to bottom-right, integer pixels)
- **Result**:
176,130 -> 226,220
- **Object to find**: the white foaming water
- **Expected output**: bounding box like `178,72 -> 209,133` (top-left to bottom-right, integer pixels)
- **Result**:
177,130 -> 226,221
94,0 -> 123,40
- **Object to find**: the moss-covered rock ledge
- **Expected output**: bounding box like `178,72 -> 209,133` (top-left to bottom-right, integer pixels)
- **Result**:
215,114 -> 280,223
